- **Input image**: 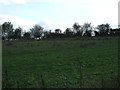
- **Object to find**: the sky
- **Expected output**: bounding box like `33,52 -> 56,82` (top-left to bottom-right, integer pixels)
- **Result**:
0,0 -> 119,32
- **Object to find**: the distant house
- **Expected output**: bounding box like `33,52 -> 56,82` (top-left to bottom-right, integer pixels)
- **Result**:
110,28 -> 120,35
118,24 -> 120,29
55,29 -> 61,34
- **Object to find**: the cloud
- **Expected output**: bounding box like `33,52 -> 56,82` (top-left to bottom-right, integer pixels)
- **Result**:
0,0 -> 28,5
38,18 -> 70,32
0,0 -> 60,5
0,0 -> 104,5
0,14 -> 36,31
0,0 -> 119,30
0,0 -> 119,5
67,0 -> 119,28
0,15 -> 69,32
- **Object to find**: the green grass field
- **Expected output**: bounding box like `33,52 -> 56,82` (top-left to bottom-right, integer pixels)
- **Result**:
2,37 -> 119,88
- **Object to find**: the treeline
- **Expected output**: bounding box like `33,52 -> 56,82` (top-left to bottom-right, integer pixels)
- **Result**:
1,22 -> 120,41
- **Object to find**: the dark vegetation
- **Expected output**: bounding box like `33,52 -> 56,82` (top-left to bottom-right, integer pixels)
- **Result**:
1,21 -> 120,88
1,22 -> 120,41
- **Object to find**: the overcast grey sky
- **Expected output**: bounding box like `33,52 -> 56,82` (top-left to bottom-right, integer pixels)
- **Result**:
0,0 -> 119,32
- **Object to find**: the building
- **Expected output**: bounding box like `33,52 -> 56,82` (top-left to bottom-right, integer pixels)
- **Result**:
118,24 -> 120,29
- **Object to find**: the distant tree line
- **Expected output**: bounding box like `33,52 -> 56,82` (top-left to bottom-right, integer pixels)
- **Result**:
1,22 -> 120,41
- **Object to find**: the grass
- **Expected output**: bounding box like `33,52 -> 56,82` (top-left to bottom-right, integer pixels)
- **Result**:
2,37 -> 119,88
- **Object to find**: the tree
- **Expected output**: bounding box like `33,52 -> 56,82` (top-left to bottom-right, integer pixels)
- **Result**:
23,32 -> 31,39
14,27 -> 22,39
97,23 -> 111,36
2,22 -> 14,40
0,24 -> 2,33
64,28 -> 73,37
73,22 -> 81,34
94,31 -> 99,36
0,24 -> 4,40
82,23 -> 92,36
30,24 -> 43,40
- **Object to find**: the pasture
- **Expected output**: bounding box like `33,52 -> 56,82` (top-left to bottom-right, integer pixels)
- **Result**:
2,37 -> 119,88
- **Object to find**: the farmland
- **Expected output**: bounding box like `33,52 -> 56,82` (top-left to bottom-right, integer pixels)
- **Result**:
2,37 -> 119,88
